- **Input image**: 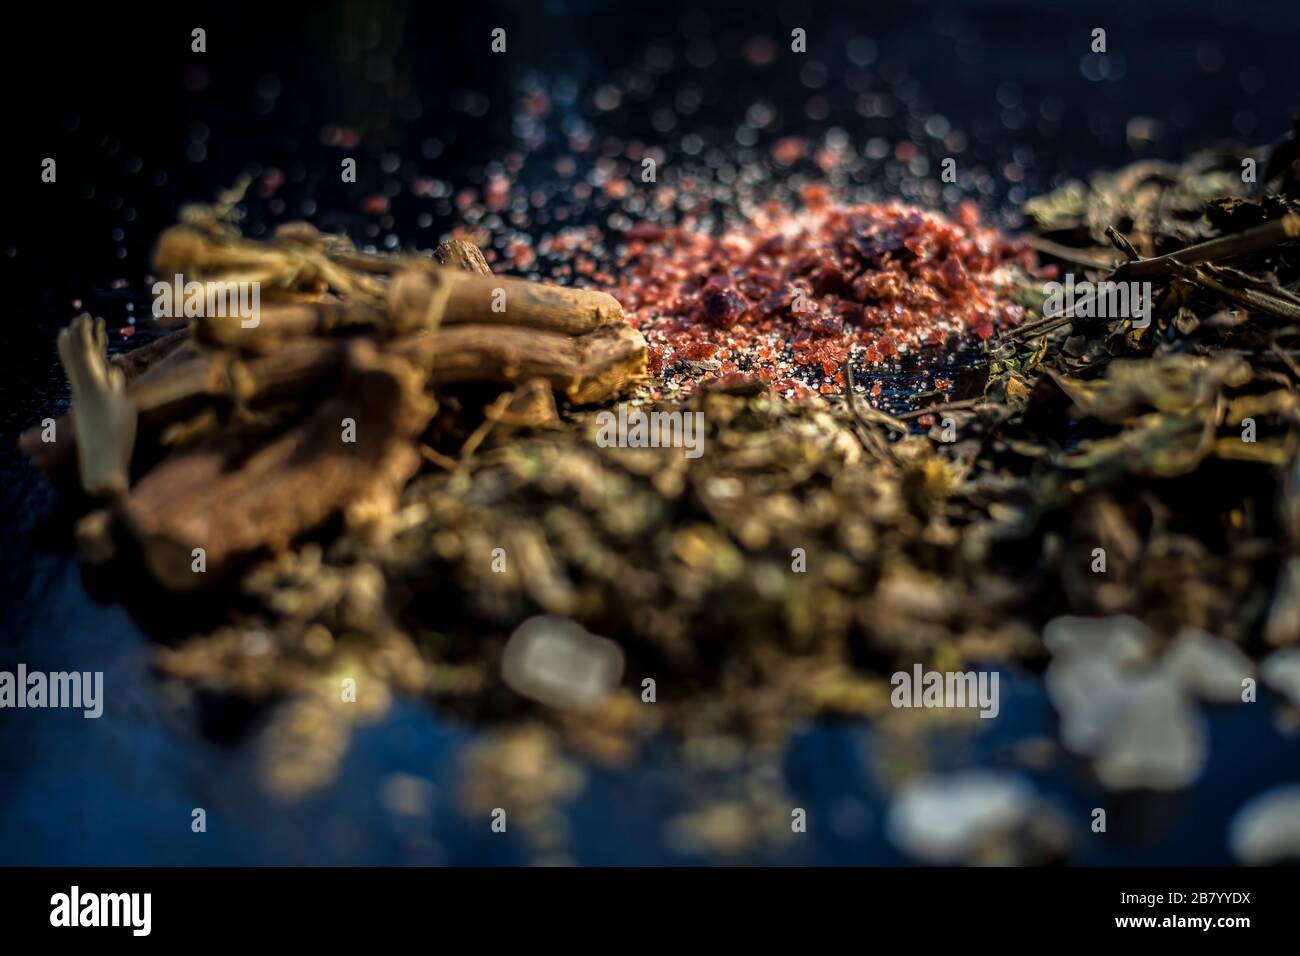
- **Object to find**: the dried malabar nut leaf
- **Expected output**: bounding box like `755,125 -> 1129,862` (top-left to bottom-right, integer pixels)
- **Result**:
57,314 -> 138,498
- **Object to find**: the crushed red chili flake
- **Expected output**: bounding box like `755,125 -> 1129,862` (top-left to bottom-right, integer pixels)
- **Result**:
614,199 -> 1033,398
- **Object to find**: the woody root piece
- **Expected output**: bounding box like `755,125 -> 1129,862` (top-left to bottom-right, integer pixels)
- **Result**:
21,209 -> 648,590
153,218 -> 638,374
119,340 -> 435,590
21,336 -> 349,484
23,295 -> 646,488
142,223 -> 645,401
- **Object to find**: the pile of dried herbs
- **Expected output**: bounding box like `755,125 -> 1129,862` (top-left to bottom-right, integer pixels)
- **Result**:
24,123 -> 1300,863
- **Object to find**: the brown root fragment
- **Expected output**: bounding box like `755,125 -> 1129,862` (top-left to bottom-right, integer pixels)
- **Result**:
497,378 -> 563,431
22,339 -> 346,482
434,238 -> 493,276
21,209 -> 643,598
118,339 -> 435,590
182,271 -> 622,351
387,268 -> 452,335
398,322 -> 648,404
391,269 -> 626,336
110,327 -> 194,379
192,299 -> 383,353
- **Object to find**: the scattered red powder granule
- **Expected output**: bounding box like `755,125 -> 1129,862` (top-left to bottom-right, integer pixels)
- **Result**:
615,197 -> 1034,398
361,194 -> 391,216
771,137 -> 808,167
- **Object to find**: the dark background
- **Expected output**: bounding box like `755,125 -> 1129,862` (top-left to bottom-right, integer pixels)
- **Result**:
1,0 -> 1298,864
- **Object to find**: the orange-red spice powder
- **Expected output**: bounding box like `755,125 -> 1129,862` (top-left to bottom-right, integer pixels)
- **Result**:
615,190 -> 1034,398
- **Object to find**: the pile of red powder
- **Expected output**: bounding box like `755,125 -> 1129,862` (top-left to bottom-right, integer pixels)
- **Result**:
615,187 -> 1035,398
